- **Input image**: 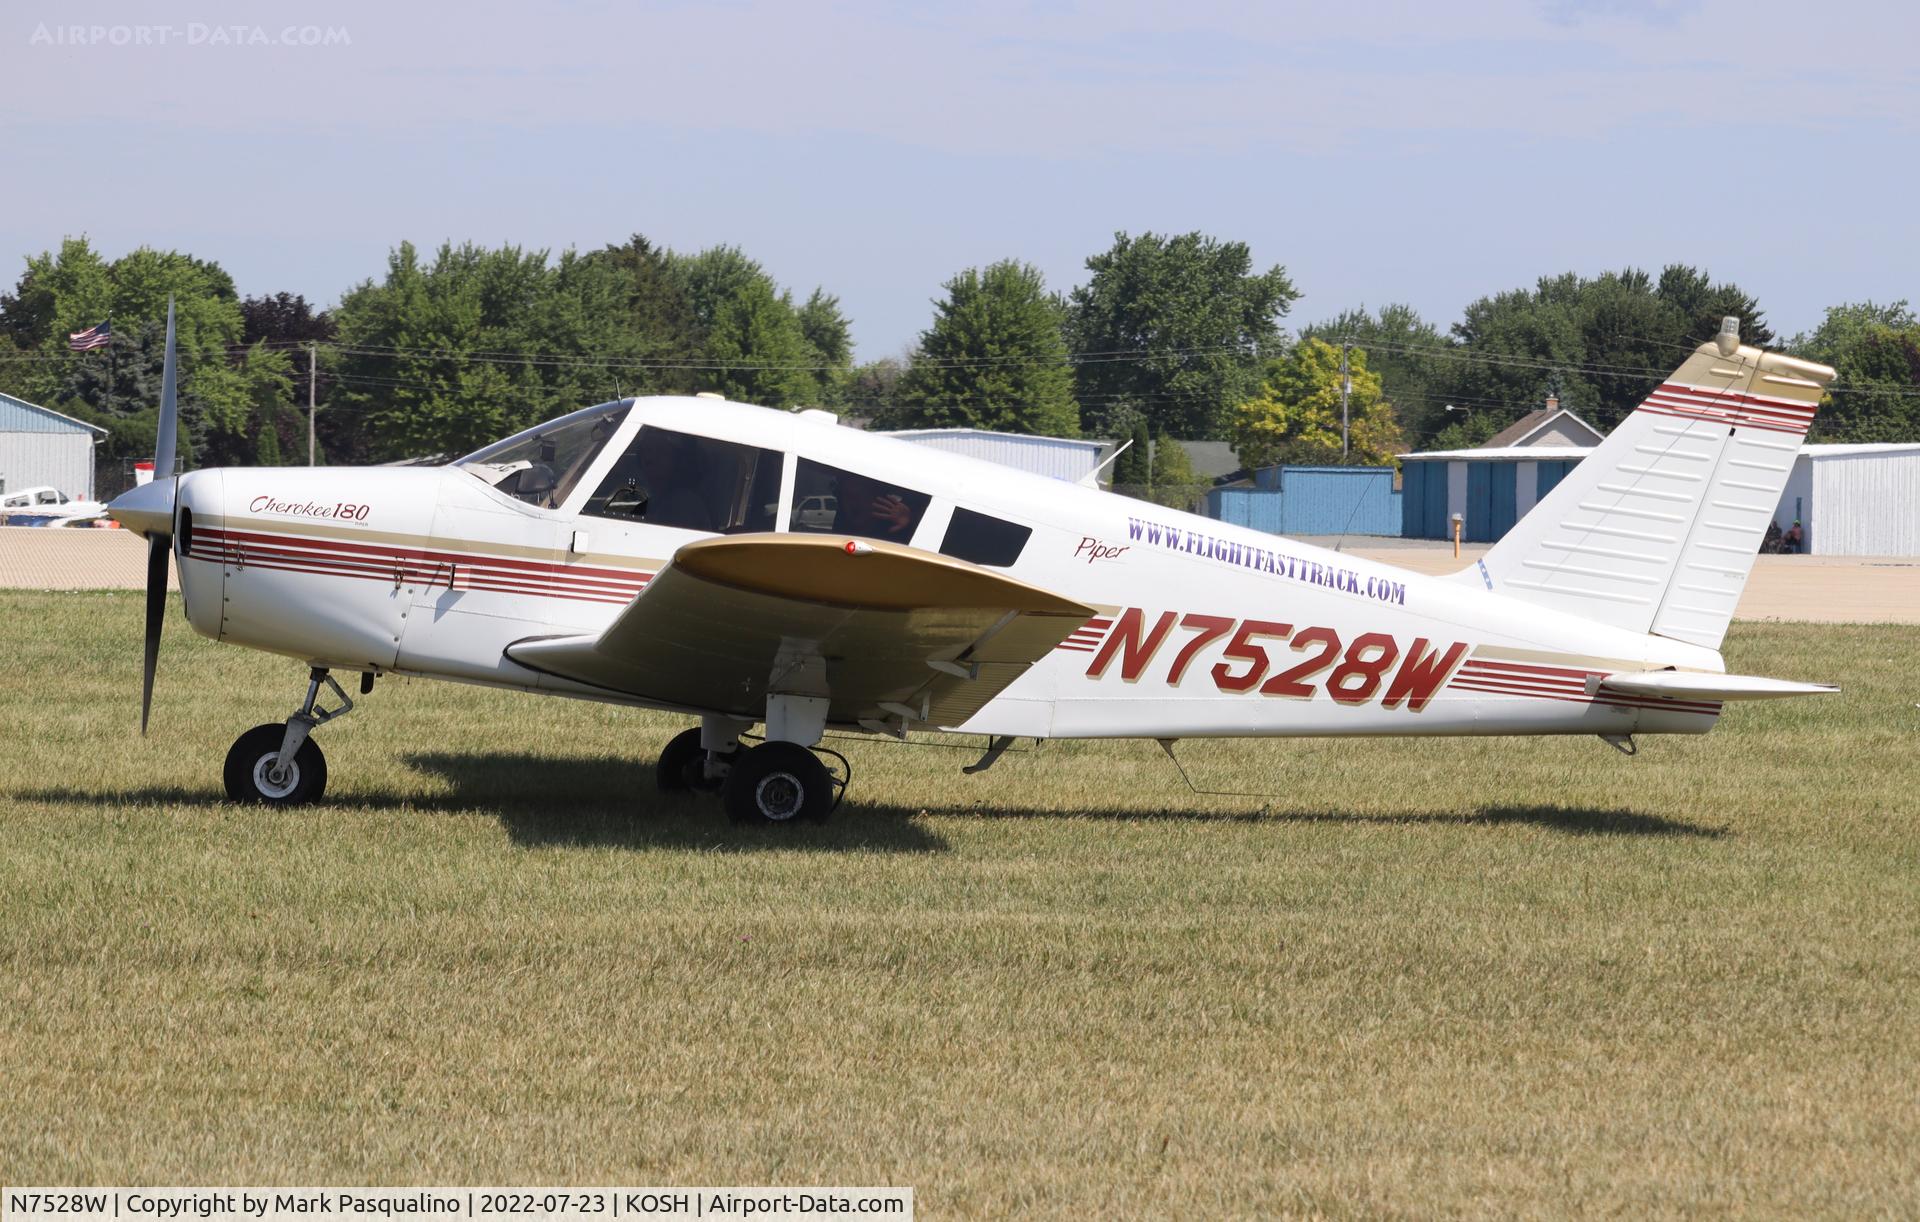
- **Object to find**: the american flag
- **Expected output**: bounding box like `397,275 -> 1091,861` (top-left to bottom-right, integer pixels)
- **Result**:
68,322 -> 112,351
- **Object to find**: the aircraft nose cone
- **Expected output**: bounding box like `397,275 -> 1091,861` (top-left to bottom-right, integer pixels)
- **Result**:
108,477 -> 176,538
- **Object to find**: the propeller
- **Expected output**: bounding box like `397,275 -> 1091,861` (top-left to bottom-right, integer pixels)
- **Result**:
139,296 -> 179,735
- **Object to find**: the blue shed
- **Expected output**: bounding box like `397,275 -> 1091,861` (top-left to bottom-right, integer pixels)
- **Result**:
1207,465 -> 1402,537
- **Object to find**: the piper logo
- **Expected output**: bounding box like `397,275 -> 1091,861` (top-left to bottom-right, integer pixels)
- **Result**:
1074,536 -> 1130,564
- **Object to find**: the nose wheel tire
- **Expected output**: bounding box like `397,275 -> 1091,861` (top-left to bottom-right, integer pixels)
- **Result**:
223,723 -> 328,806
722,741 -> 833,825
656,727 -> 735,793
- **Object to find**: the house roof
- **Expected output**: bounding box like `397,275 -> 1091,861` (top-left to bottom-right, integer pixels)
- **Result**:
1168,439 -> 1244,481
1480,407 -> 1604,449
1400,445 -> 1597,461
1799,443 -> 1920,458
882,427 -> 1107,452
0,391 -> 109,435
1403,441 -> 1920,462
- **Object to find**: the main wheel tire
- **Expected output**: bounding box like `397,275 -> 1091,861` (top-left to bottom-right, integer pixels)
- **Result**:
223,723 -> 328,806
656,728 -> 734,793
656,728 -> 702,792
722,742 -> 832,825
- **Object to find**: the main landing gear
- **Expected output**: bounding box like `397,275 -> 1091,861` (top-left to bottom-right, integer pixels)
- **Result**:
656,707 -> 845,825
224,667 -> 359,806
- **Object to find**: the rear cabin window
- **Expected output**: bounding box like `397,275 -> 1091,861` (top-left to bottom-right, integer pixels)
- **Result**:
583,426 -> 783,534
788,458 -> 932,544
939,507 -> 1032,567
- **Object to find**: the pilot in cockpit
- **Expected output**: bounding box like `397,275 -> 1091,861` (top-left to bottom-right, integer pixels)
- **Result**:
635,432 -> 714,531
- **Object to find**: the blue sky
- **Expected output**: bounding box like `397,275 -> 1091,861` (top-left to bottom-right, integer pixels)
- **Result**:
4,0 -> 1914,357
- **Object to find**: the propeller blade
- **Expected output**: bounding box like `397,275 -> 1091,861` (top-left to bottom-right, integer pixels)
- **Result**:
139,295 -> 180,735
155,297 -> 178,481
140,533 -> 170,735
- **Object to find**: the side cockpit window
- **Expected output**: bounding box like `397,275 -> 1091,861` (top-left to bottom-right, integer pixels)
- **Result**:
584,426 -> 782,534
939,507 -> 1032,567
788,458 -> 931,544
455,401 -> 631,510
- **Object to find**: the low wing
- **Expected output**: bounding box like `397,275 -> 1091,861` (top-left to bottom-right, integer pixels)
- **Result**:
506,534 -> 1095,730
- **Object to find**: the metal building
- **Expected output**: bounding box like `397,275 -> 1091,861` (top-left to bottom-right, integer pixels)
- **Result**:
881,428 -> 1114,484
1402,440 -> 1920,555
1209,466 -> 1402,536
1777,444 -> 1920,556
0,392 -> 107,500
1399,446 -> 1588,542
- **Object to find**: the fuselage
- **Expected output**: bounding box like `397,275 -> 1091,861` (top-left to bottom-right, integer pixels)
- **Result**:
152,395 -> 1726,741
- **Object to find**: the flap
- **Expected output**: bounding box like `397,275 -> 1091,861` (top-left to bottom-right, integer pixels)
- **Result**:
507,533 -> 1095,728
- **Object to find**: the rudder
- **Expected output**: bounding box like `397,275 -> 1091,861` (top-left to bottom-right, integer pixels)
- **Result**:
1464,320 -> 1835,649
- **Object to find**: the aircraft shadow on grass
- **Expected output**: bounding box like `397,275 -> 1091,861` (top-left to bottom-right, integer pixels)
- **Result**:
844,800 -> 1728,839
12,751 -> 948,854
17,753 -> 1723,845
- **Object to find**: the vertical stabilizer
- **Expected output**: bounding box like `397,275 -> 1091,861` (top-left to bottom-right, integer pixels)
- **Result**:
1464,322 -> 1835,649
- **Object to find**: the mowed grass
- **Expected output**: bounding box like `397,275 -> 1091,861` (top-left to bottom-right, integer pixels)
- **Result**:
1,591 -> 1916,1217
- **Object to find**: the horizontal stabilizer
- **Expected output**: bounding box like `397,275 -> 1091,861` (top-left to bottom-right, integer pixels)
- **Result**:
1597,671 -> 1837,701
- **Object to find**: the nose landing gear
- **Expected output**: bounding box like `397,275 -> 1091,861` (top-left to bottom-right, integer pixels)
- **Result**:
223,668 -> 357,806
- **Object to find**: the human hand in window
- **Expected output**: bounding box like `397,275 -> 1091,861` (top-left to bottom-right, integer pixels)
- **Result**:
869,493 -> 911,534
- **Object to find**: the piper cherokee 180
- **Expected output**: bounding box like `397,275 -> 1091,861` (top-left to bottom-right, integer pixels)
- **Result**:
110,305 -> 1836,823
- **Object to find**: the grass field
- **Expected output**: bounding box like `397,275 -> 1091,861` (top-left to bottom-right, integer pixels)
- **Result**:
2,591 -> 1916,1216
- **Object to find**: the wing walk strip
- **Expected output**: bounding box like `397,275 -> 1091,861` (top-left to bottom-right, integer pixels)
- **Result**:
1449,659 -> 1722,717
1638,383 -> 1817,437
190,525 -> 652,605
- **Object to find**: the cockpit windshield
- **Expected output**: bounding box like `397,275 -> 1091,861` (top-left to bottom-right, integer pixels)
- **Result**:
454,400 -> 632,509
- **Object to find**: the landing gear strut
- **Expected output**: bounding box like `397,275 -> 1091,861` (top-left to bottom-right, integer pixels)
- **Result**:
656,727 -> 738,792
223,668 -> 356,806
656,700 -> 845,825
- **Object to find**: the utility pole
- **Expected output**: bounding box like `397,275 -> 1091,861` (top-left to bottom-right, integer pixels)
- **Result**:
307,342 -> 317,465
1339,339 -> 1352,459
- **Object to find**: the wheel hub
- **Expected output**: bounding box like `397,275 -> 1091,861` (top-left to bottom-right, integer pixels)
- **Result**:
253,754 -> 299,799
755,771 -> 804,821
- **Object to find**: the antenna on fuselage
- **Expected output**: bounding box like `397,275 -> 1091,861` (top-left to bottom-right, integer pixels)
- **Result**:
1081,438 -> 1133,489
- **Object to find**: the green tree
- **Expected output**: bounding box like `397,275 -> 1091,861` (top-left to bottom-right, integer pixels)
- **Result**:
0,238 -> 248,467
1111,421 -> 1152,489
1146,432 -> 1205,509
1150,433 -> 1196,485
587,234 -> 700,390
843,357 -> 905,418
701,276 -> 820,407
796,289 -> 854,407
1790,301 -> 1920,442
1444,265 -> 1773,435
668,246 -> 844,407
1065,231 -> 1298,439
1304,304 -> 1452,444
890,260 -> 1077,434
1232,339 -> 1405,470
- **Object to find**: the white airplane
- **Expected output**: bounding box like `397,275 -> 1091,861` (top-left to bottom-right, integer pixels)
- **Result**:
110,305 -> 1837,822
1,485 -> 108,526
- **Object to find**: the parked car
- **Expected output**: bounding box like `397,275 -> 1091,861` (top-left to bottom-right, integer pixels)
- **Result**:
794,494 -> 838,529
